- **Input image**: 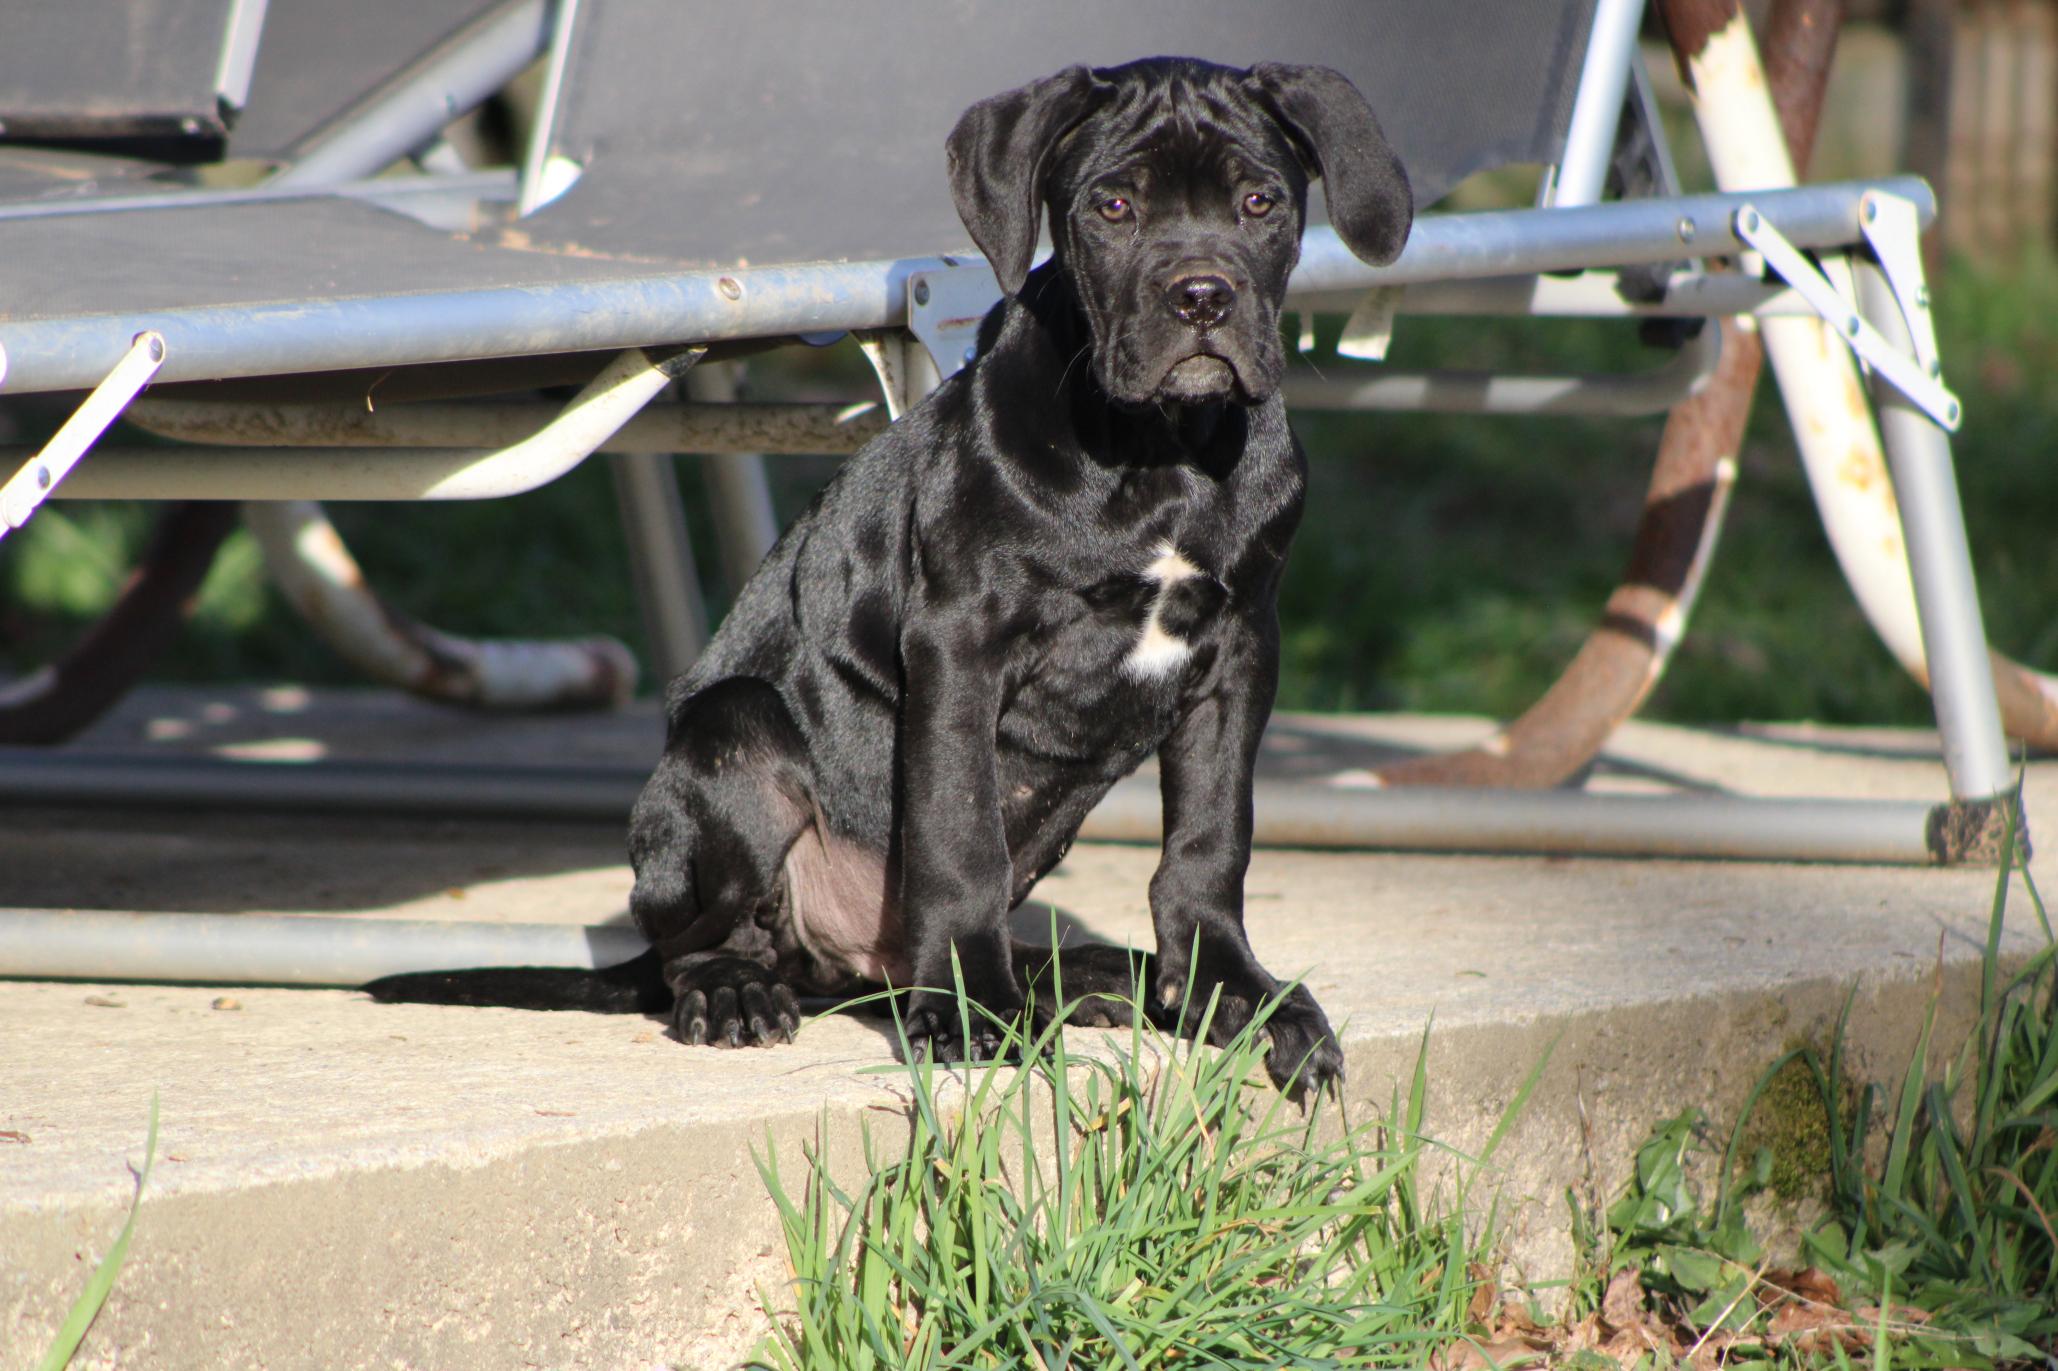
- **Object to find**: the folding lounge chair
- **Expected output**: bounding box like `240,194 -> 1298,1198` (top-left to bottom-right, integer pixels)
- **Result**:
0,0 -> 2036,985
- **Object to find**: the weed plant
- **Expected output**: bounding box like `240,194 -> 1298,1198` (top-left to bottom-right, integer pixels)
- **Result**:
1566,800 -> 2057,1368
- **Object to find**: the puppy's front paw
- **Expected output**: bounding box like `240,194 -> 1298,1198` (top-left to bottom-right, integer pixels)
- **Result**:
669,957 -> 801,1047
1254,983 -> 1344,1098
1156,948 -> 1342,1096
898,987 -> 1032,1066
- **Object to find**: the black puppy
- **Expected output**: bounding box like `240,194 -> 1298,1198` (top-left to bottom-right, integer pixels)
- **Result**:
369,57 -> 1410,1092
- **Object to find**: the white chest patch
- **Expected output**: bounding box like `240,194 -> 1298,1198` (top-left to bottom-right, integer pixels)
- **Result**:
1124,542 -> 1204,680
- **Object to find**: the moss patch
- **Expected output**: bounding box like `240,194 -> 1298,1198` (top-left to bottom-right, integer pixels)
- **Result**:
1738,1040 -> 1851,1205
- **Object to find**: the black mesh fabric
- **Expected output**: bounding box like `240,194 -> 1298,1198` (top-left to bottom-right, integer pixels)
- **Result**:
0,2 -> 1599,338
226,0 -> 505,160
0,0 -> 251,139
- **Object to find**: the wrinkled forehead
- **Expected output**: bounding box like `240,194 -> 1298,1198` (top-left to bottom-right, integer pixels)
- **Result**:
1049,69 -> 1305,198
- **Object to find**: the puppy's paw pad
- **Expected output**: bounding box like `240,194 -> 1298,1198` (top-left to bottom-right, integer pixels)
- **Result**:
669,963 -> 800,1048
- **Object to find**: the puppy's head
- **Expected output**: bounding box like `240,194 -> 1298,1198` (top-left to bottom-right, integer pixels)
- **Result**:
947,57 -> 1412,407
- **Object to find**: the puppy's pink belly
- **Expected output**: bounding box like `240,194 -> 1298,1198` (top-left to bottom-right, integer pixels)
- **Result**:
783,828 -> 906,985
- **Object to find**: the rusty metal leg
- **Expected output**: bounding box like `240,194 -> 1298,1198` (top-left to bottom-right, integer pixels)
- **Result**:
0,502 -> 240,744
1374,323 -> 1751,787
1373,0 -> 1844,789
245,500 -> 637,710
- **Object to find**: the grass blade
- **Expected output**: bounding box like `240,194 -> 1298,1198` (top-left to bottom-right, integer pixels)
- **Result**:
1881,997 -> 1937,1207
37,1092 -> 158,1371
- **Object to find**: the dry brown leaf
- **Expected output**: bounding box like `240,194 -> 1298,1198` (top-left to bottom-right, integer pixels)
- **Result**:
1856,1302 -> 1933,1327
1429,1335 -> 1549,1371
1600,1326 -> 1659,1362
1466,1263 -> 1500,1325
1687,1331 -> 1738,1371
1601,1266 -> 1646,1330
1764,1266 -> 1843,1307
1765,1300 -> 1870,1355
1563,1312 -> 1611,1354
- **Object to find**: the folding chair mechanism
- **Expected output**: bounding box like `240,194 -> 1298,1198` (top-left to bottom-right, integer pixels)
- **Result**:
1735,193 -> 1957,430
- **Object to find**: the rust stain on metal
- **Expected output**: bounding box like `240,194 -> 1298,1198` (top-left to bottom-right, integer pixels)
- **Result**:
1837,446 -> 1879,493
1658,0 -> 1747,84
487,226 -> 678,266
1761,0 -> 1846,175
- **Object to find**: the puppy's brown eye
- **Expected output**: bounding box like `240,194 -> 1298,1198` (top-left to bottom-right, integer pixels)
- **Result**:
1243,191 -> 1276,217
1096,196 -> 1132,223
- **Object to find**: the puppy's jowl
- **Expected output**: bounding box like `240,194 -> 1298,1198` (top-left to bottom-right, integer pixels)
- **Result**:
370,57 -> 1411,1092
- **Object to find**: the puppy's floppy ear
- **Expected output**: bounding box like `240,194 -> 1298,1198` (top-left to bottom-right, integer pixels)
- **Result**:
946,65 -> 1107,295
1246,63 -> 1413,266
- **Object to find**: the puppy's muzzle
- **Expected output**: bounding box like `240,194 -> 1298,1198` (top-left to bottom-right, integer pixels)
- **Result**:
1166,274 -> 1236,329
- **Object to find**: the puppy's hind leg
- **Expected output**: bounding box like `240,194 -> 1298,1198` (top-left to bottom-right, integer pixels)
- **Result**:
631,677 -> 812,1048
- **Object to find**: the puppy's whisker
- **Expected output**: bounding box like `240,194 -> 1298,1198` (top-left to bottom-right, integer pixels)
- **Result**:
1055,341 -> 1096,397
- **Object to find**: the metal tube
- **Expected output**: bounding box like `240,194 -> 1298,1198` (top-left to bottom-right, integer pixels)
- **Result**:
0,170 -> 517,224
0,180 -> 1930,396
1296,272 -> 1808,319
516,0 -> 582,216
0,762 -> 1940,985
245,500 -> 636,707
0,753 -> 643,818
1678,4 -> 1932,682
55,346 -> 699,501
121,397 -> 889,456
1855,258 -> 2012,800
0,752 -> 1946,865
1282,321 -> 1717,416
1290,177 -> 1933,293
685,364 -> 782,591
1551,0 -> 1649,206
611,452 -> 708,683
0,909 -> 647,986
269,0 -> 553,189
1093,779 -> 1940,865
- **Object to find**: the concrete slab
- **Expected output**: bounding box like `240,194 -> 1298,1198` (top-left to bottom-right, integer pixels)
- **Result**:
2,686 -> 2050,1369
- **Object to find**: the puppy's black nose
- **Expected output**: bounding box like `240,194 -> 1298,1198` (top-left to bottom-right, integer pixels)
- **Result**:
1167,275 -> 1235,328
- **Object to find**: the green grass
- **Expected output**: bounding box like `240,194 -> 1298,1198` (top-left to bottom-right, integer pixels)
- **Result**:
4,256 -> 2052,727
751,969 -> 1544,1369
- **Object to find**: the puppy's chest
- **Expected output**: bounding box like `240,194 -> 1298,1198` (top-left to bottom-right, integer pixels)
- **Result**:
1016,541 -> 1231,703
